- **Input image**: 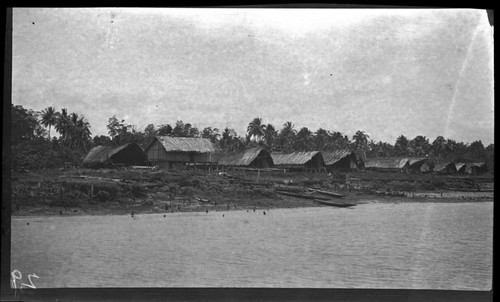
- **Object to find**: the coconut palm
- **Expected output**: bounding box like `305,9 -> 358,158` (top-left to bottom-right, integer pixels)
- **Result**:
263,124 -> 277,150
277,121 -> 296,152
313,128 -> 331,151
40,106 -> 58,140
352,130 -> 370,160
295,127 -> 314,151
55,108 -> 71,146
71,115 -> 92,151
247,117 -> 266,142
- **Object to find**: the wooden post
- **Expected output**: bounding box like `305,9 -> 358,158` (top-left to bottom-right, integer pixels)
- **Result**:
193,153 -> 197,176
90,185 -> 93,203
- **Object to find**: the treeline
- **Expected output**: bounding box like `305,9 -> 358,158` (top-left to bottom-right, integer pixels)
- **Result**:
11,105 -> 494,171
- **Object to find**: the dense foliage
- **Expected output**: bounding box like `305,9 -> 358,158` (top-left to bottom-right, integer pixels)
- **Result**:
11,105 -> 494,171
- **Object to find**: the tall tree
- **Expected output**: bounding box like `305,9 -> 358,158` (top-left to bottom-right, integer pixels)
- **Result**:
70,115 -> 92,152
431,136 -> 447,159
409,135 -> 431,157
172,120 -> 187,137
184,123 -> 200,137
201,126 -> 220,143
40,106 -> 58,140
157,124 -> 173,136
107,115 -> 124,139
220,127 -> 244,152
11,104 -> 44,144
394,135 -> 409,156
295,127 -> 314,151
144,124 -> 157,137
55,108 -> 70,141
247,117 -> 266,142
263,124 -> 278,150
277,121 -> 296,152
313,128 -> 330,151
352,130 -> 370,160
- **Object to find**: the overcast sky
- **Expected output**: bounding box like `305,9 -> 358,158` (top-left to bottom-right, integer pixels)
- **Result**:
12,8 -> 494,145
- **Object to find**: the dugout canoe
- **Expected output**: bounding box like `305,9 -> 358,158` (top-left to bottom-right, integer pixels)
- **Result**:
276,191 -> 330,201
307,188 -> 345,198
313,199 -> 357,207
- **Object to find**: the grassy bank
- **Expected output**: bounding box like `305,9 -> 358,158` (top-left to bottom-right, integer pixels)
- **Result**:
10,168 -> 493,217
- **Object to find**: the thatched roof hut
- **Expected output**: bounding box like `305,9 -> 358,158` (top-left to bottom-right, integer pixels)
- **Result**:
271,151 -> 324,172
216,147 -> 274,168
83,146 -> 114,168
364,157 -> 428,173
433,161 -> 457,174
464,162 -> 487,174
144,136 -> 216,167
321,150 -> 358,171
83,142 -> 146,168
108,142 -> 147,165
364,158 -> 410,172
455,162 -> 467,173
150,136 -> 215,153
407,157 -> 429,172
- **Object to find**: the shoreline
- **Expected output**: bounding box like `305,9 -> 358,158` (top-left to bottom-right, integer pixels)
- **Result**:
11,168 -> 494,217
11,192 -> 493,217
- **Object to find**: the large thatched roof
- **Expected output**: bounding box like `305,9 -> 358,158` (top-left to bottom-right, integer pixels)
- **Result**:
217,147 -> 272,166
83,146 -> 114,167
147,136 -> 215,153
271,151 -> 321,166
408,157 -> 428,166
464,162 -> 487,173
108,142 -> 146,164
83,142 -> 146,168
321,150 -> 355,166
364,158 -> 409,169
365,157 -> 428,170
433,161 -> 457,172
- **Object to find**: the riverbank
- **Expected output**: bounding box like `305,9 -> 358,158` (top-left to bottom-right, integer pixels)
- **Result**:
10,168 -> 493,217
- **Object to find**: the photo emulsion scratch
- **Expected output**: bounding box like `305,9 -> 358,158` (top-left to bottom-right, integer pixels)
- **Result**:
9,7 -> 493,293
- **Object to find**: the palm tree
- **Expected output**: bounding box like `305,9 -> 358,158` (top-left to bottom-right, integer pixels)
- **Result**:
277,121 -> 296,152
409,135 -> 430,157
314,128 -> 331,151
352,130 -> 370,160
71,115 -> 92,151
295,127 -> 314,151
247,117 -> 266,142
263,124 -> 277,150
55,108 -> 70,147
40,106 -> 58,140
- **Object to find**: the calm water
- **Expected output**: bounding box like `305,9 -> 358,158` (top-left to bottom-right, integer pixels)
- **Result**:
11,202 -> 492,289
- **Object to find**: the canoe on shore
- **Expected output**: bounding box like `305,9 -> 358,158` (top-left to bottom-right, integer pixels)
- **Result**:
276,191 -> 330,201
313,199 -> 357,207
307,188 -> 345,198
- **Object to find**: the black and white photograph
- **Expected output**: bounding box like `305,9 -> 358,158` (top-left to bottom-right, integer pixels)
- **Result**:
5,7 -> 493,299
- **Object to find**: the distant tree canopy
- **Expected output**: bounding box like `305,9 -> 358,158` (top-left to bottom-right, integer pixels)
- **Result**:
11,104 -> 494,171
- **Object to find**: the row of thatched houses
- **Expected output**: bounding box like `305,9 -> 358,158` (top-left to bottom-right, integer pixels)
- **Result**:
82,136 -> 487,174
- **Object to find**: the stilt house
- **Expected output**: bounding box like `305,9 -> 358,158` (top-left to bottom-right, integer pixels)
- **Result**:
144,136 -> 216,169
